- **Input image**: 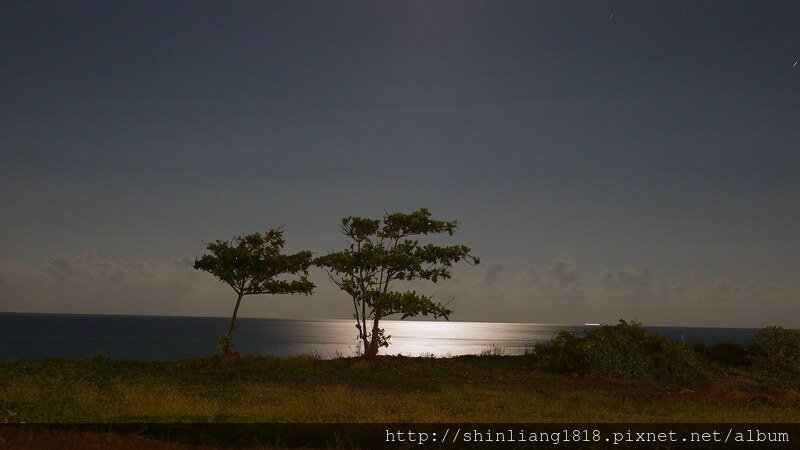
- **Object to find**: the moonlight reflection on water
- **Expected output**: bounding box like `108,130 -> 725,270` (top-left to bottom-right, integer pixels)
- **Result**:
0,314 -> 759,360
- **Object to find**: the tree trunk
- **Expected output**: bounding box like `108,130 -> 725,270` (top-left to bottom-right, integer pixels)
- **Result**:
364,339 -> 379,358
364,312 -> 382,358
227,292 -> 244,339
359,329 -> 370,357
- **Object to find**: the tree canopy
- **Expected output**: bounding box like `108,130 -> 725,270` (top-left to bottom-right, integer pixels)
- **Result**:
315,208 -> 479,358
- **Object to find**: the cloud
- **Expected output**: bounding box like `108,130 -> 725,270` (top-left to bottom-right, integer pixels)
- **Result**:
703,278 -> 774,303
0,253 -> 351,319
600,266 -> 672,301
545,254 -> 581,288
42,253 -> 188,288
1,253 -> 798,327
520,254 -> 584,300
447,254 -> 584,301
0,253 -> 226,316
46,254 -> 124,285
602,266 -> 655,293
420,256 -> 800,326
45,255 -> 75,280
483,263 -> 505,286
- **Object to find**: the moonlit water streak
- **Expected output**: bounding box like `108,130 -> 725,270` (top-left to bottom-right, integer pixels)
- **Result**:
0,313 -> 759,360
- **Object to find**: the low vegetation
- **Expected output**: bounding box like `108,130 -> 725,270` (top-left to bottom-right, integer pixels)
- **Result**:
747,326 -> 800,374
531,320 -> 703,382
0,357 -> 797,422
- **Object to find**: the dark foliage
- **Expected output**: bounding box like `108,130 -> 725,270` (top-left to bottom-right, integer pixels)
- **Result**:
747,326 -> 800,374
532,320 -> 703,382
693,342 -> 748,367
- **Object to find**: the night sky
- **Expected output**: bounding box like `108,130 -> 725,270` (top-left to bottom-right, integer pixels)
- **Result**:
1,1 -> 798,327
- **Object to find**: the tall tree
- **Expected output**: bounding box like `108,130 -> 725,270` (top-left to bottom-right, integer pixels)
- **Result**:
194,228 -> 314,355
315,208 -> 479,358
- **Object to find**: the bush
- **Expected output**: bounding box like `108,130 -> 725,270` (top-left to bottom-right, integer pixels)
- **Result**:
747,326 -> 800,374
533,320 -> 702,382
693,342 -> 748,367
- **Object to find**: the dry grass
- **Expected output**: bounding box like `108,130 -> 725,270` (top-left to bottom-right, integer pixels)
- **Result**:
2,355 -> 799,448
2,356 -> 799,425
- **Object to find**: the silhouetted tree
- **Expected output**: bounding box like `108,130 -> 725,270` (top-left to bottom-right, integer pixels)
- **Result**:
315,208 -> 479,358
194,228 -> 314,355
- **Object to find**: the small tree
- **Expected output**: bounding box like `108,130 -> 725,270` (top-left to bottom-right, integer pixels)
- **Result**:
194,228 -> 314,355
315,208 -> 479,358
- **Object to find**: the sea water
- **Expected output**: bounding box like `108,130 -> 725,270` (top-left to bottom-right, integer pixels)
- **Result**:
0,313 -> 760,360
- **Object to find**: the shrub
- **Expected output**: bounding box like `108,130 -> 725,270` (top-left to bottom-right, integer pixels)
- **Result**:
693,342 -> 748,367
532,320 -> 702,382
747,326 -> 800,374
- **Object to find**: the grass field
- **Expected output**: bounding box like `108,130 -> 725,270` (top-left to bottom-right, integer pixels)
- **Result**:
2,354 -> 799,448
2,354 -> 799,424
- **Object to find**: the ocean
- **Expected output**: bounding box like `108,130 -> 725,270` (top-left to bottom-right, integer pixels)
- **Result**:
0,313 -> 760,360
